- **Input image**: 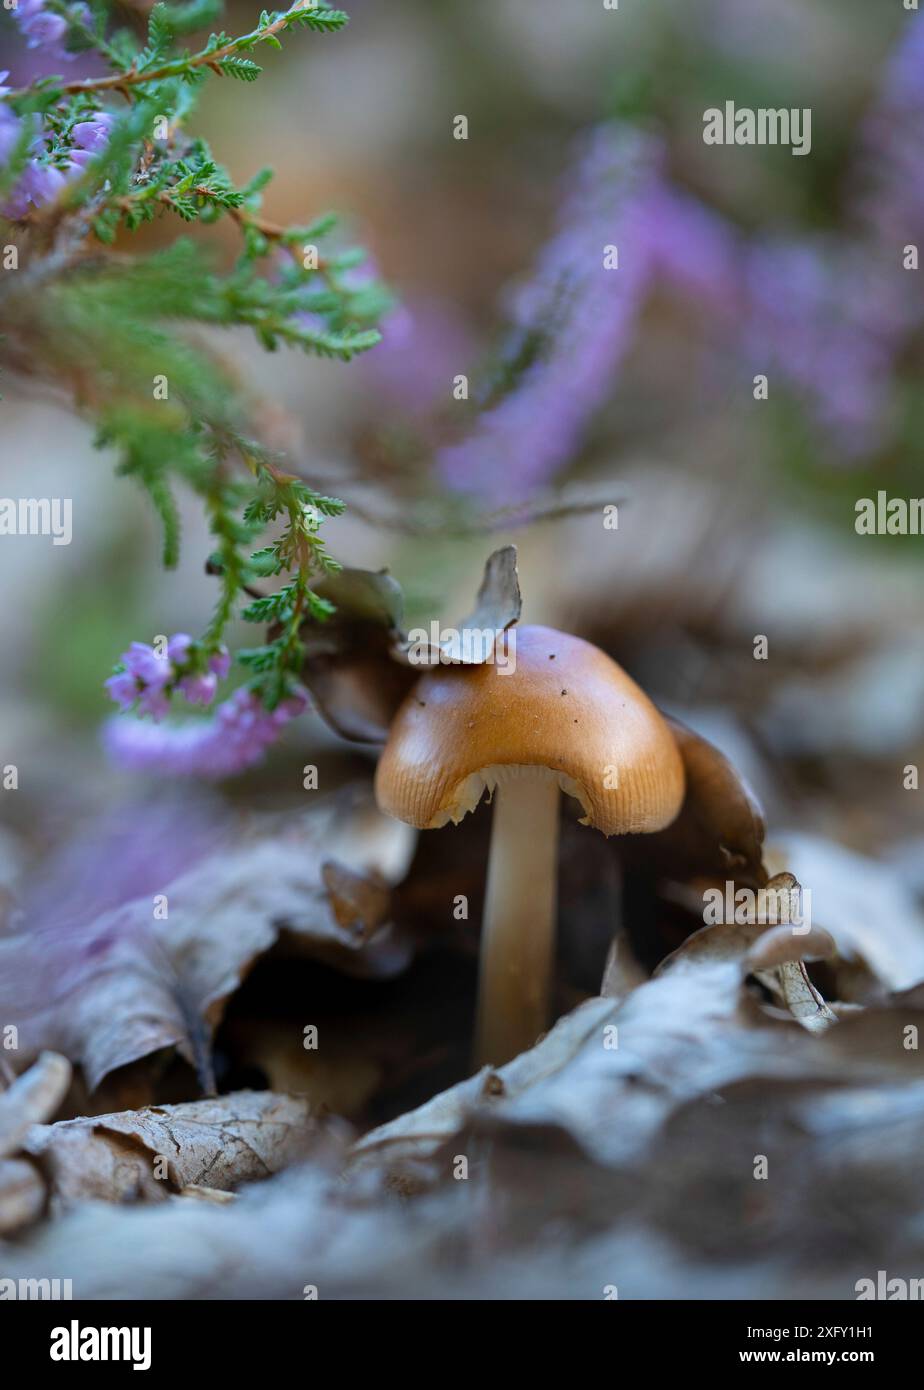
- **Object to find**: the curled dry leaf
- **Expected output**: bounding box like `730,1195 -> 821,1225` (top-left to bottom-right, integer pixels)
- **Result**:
0,788 -> 415,1092
745,922 -> 837,972
23,1090 -> 324,1210
301,568 -> 414,742
321,860 -> 392,943
660,909 -> 838,1034
0,1052 -> 72,1159
754,960 -> 838,1034
438,545 -> 522,662
0,1053 -> 72,1236
0,1158 -> 45,1235
621,716 -> 768,887
766,831 -> 924,994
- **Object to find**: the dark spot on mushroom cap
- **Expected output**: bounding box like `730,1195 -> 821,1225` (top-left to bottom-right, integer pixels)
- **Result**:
549,654 -> 556,659
561,689 -> 567,696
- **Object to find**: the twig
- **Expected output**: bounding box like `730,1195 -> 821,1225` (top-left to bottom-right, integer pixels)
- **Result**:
5,4 -> 324,100
321,486 -> 628,537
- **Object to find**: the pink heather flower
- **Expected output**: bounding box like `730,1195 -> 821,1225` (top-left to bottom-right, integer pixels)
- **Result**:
180,672 -> 218,707
167,632 -> 194,665
1,185 -> 32,220
20,161 -> 67,206
106,634 -> 230,722
105,640 -> 173,720
124,641 -> 171,687
136,683 -> 172,720
103,686 -> 309,778
16,3 -> 69,49
1,153 -> 87,218
72,112 -> 114,153
208,646 -> 231,680
104,671 -> 138,712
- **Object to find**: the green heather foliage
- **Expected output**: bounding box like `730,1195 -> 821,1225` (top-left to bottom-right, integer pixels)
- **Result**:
0,1 -> 389,707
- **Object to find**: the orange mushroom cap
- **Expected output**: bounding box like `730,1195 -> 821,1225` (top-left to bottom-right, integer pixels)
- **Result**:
375,625 -> 685,835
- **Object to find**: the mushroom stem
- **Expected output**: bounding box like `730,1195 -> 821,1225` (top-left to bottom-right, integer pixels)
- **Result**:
473,773 -> 560,1069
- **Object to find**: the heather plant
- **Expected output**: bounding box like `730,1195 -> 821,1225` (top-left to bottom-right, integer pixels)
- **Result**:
437,11 -> 924,505
0,0 -> 389,766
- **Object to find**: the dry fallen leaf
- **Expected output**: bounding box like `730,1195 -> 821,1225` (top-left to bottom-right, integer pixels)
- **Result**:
24,1090 -> 325,1209
765,832 -> 924,994
0,788 -> 415,1092
621,716 -> 768,887
4,959 -> 924,1298
0,1053 -> 72,1235
0,1158 -> 45,1235
351,921 -> 924,1184
437,545 -> 522,662
0,1052 -> 72,1158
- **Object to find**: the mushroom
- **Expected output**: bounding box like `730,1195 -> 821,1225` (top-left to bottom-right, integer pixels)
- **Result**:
375,624 -> 685,1067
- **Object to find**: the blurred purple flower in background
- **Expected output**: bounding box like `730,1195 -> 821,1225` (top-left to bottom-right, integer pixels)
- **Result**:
13,0 -> 69,50
0,795 -> 224,1024
438,126 -> 664,503
209,647 -> 232,680
646,185 -> 741,312
103,686 -> 308,778
854,8 -> 924,247
361,299 -> 474,418
0,105 -> 19,165
741,239 -> 904,457
435,18 -> 924,508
